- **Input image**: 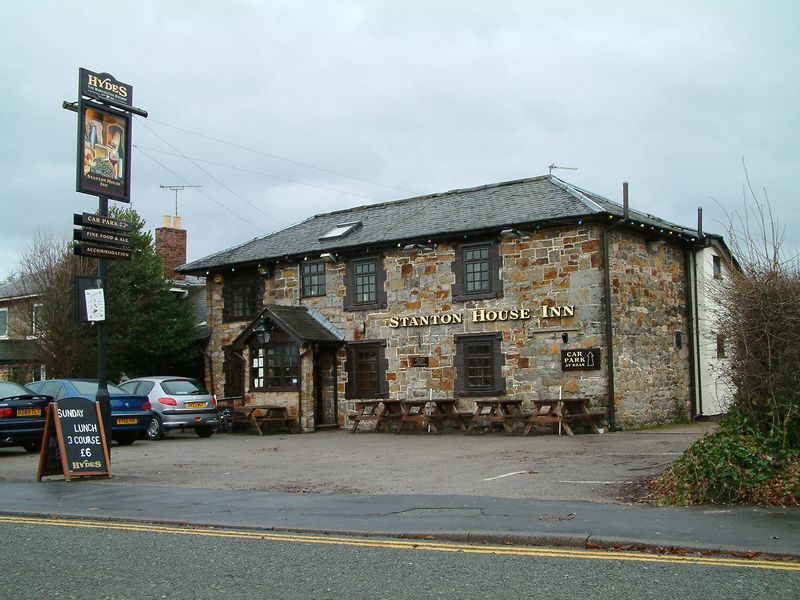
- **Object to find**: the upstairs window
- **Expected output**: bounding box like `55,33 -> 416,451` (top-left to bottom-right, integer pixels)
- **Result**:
0,308 -> 7,339
301,261 -> 326,297
712,255 -> 722,280
344,255 -> 386,311
31,303 -> 43,337
223,273 -> 264,322
452,241 -> 503,301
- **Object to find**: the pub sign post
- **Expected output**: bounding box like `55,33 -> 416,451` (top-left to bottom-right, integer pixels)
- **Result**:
67,68 -> 147,457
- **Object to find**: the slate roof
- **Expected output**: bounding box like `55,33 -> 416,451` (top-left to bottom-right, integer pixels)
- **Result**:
232,304 -> 345,349
0,277 -> 41,301
174,174 -> 712,274
0,340 -> 47,363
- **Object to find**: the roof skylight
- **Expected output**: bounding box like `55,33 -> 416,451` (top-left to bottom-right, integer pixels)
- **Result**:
319,221 -> 362,241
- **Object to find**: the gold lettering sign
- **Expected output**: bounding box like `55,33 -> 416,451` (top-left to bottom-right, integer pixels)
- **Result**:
389,305 -> 575,328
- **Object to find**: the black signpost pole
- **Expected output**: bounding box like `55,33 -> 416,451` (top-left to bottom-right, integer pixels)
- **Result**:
96,196 -> 111,456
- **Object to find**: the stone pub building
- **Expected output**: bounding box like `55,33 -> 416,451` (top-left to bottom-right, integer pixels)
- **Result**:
178,175 -> 732,432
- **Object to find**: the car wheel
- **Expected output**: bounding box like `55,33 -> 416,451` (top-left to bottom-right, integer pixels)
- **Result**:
114,431 -> 137,446
23,441 -> 40,453
147,415 -> 165,440
195,425 -> 214,438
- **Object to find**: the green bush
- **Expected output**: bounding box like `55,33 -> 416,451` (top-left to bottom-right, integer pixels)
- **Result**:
649,413 -> 800,506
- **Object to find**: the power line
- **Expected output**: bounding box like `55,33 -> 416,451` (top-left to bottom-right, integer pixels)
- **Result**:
135,145 -> 270,235
135,119 -> 285,228
139,145 -> 383,202
141,117 -> 417,196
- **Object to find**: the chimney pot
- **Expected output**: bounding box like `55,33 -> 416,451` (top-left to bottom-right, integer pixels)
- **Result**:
162,215 -> 171,228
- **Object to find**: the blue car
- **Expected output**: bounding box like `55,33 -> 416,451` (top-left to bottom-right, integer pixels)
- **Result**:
26,379 -> 152,446
0,380 -> 51,452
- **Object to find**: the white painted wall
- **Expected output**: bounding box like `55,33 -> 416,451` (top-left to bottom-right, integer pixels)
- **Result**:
692,245 -> 733,416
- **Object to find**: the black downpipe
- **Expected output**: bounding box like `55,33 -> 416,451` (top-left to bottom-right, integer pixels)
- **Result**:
692,208 -> 705,418
601,182 -> 629,431
685,248 -> 698,421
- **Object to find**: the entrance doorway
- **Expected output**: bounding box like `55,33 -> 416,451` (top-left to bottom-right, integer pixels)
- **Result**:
314,348 -> 338,428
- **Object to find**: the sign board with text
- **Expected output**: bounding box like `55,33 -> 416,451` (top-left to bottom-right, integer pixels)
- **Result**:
37,397 -> 111,481
561,348 -> 602,371
76,99 -> 132,202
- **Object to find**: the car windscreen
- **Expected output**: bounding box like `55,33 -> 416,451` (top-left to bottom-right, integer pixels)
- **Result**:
1,381 -> 31,398
72,381 -> 129,395
161,379 -> 208,395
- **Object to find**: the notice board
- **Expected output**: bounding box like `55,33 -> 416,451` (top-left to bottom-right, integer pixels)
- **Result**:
37,397 -> 111,481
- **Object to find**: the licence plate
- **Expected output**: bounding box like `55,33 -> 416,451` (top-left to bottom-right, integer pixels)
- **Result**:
185,401 -> 206,408
17,408 -> 42,417
116,417 -> 137,425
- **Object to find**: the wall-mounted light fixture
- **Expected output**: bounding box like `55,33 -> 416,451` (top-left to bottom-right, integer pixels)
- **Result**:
257,264 -> 269,277
402,243 -> 433,252
562,332 -> 569,343
254,321 -> 271,345
320,252 -> 338,263
500,228 -> 523,237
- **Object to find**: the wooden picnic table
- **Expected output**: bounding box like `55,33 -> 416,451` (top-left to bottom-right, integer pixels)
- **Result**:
348,399 -> 404,433
427,399 -> 469,433
466,399 -> 526,435
523,398 -> 603,436
228,404 -> 297,435
396,399 -> 430,433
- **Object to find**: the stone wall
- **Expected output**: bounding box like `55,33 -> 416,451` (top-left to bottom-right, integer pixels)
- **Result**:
609,230 -> 692,428
204,224 -> 693,431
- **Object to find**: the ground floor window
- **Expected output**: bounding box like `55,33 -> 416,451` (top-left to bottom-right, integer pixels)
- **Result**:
346,340 -> 388,398
251,342 -> 299,390
454,333 -> 505,396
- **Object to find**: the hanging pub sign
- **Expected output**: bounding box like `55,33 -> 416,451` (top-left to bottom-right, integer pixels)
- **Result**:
79,68 -> 133,107
561,348 -> 602,371
37,397 -> 111,481
76,99 -> 132,202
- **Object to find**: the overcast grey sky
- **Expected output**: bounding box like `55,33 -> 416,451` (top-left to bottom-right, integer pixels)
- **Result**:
1,1 -> 798,281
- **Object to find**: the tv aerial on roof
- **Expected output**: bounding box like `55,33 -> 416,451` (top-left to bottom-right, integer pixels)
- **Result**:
160,184 -> 202,216
548,164 -> 579,175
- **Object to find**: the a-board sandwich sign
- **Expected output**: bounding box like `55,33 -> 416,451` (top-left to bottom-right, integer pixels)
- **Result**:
37,397 -> 111,481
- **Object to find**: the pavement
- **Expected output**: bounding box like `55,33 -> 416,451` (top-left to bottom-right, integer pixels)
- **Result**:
1,422 -> 799,559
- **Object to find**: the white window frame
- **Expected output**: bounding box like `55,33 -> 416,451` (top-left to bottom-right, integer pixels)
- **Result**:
0,307 -> 8,339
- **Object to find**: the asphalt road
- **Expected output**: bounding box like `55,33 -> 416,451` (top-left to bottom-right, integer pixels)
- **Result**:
2,516 -> 797,600
0,422 -> 716,503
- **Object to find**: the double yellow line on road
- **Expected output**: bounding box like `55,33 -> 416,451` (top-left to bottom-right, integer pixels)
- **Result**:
1,514 -> 797,572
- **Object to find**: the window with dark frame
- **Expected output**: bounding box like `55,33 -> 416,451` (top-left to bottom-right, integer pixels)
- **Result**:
454,333 -> 505,396
345,341 -> 388,398
250,341 -> 299,390
716,333 -> 726,359
344,255 -> 386,311
302,261 -> 326,297
223,273 -> 263,322
712,255 -> 722,280
452,241 -> 503,301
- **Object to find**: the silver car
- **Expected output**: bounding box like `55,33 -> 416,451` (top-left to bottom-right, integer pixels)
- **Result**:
119,376 -> 218,440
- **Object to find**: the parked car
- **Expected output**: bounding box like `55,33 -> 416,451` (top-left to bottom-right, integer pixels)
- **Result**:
0,380 -> 51,453
25,379 -> 152,446
119,376 -> 218,440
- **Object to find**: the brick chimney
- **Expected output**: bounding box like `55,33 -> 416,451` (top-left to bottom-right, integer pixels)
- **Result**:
155,215 -> 187,281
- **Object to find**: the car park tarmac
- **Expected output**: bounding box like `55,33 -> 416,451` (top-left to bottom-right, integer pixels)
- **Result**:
0,422 -> 715,503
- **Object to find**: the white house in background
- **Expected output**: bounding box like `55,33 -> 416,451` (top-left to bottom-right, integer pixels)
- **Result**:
691,241 -> 735,417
